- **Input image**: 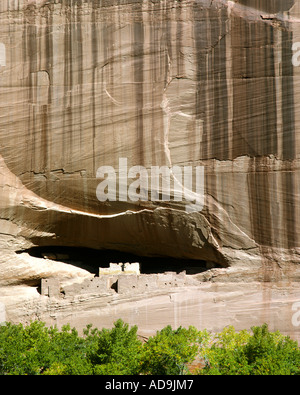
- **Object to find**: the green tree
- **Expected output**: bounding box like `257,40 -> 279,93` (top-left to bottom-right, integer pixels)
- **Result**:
88,319 -> 143,375
244,324 -> 300,375
0,321 -> 51,375
199,324 -> 300,375
141,325 -> 199,375
0,321 -> 93,375
1,320 -> 300,376
43,324 -> 93,375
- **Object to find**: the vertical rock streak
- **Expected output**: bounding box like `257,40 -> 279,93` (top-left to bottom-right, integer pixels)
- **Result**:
0,0 -> 299,268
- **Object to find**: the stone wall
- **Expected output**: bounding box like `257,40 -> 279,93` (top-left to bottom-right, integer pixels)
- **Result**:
99,262 -> 140,276
41,278 -> 61,298
44,270 -> 188,298
117,271 -> 187,295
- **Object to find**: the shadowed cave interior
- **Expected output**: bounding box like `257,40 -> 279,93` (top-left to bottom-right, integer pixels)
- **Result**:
17,246 -> 216,276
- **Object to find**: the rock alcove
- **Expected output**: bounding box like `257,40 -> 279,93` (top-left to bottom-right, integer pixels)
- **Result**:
17,246 -> 214,277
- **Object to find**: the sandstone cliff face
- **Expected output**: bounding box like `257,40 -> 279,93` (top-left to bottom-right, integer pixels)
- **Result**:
0,0 -> 300,336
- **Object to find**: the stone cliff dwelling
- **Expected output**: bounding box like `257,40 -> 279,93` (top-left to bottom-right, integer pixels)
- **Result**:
41,262 -> 191,299
34,246 -> 215,298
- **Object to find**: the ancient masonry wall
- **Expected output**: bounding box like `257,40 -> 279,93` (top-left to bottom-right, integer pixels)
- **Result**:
40,263 -> 187,298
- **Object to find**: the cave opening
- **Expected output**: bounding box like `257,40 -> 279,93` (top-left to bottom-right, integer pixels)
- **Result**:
17,246 -> 217,275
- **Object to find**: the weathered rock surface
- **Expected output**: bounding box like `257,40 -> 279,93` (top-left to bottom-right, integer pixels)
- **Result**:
0,0 -> 300,337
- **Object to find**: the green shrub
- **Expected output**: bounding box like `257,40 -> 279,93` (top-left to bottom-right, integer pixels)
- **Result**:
199,324 -> 300,375
88,319 -> 143,375
0,321 -> 93,375
0,320 -> 299,375
244,324 -> 300,375
141,325 -> 199,375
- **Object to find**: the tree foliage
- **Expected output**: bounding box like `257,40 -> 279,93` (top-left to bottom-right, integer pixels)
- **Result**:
141,325 -> 199,375
86,319 -> 143,375
0,320 -> 299,375
199,324 -> 300,375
